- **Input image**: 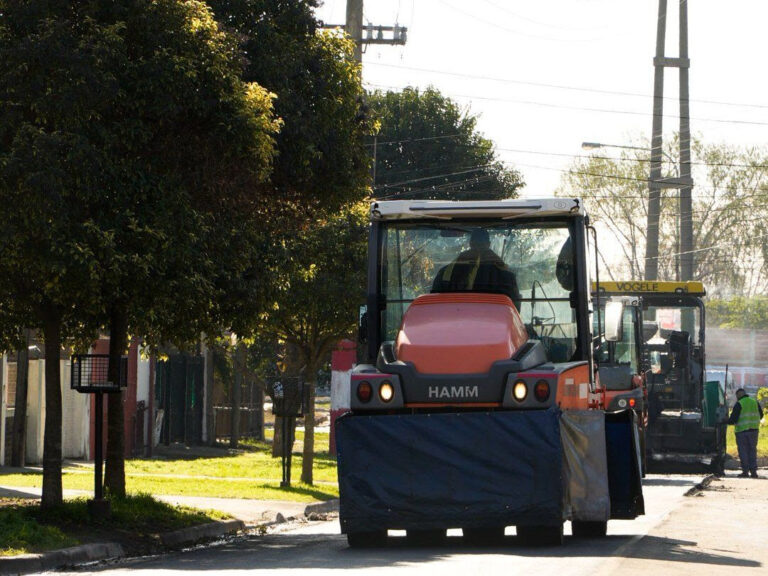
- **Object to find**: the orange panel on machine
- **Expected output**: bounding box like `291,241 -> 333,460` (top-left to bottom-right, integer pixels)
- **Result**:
395,293 -> 528,374
555,363 -> 593,410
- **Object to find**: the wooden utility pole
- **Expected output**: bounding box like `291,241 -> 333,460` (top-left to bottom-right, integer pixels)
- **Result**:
645,0 -> 694,281
678,0 -> 694,281
346,0 -> 364,63
322,0 -> 407,66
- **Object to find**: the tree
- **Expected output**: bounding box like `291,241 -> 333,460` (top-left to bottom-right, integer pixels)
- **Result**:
0,0 -> 279,504
206,1 -> 374,473
207,0 -> 373,214
707,297 -> 768,330
368,87 -> 524,201
557,136 -> 768,294
259,203 -> 369,484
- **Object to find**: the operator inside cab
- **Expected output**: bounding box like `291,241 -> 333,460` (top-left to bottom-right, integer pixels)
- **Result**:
431,228 -> 522,311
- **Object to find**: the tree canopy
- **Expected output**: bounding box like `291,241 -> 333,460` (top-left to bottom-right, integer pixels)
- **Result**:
258,202 -> 369,484
0,0 -> 279,504
707,297 -> 768,330
368,87 -> 524,201
207,0 -> 373,215
557,136 -> 768,295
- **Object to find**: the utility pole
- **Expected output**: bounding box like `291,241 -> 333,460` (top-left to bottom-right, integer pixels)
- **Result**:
678,1 -> 694,281
645,0 -> 694,281
321,1 -> 407,190
346,0 -> 364,63
322,0 -> 407,65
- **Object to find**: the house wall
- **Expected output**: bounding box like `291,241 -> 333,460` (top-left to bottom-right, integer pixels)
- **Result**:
61,360 -> 90,459
21,359 -> 89,464
88,338 -> 146,459
25,360 -> 44,464
0,355 -> 7,465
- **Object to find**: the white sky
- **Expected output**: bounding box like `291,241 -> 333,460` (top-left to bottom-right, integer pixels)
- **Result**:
315,0 -> 768,198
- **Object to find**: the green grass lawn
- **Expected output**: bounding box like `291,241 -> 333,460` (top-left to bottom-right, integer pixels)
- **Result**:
0,503 -> 76,556
726,423 -> 768,459
1,494 -> 227,557
0,439 -> 338,502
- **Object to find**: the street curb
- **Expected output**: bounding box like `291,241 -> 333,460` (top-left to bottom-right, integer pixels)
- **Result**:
0,520 -> 246,575
159,519 -> 246,547
304,499 -> 339,517
0,542 -> 124,576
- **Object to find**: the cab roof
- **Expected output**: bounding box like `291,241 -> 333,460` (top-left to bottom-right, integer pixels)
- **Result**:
592,280 -> 706,297
370,198 -> 585,221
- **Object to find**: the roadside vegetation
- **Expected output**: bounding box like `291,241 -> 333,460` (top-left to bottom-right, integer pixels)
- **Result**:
0,440 -> 338,502
726,422 -> 768,459
0,494 -> 227,557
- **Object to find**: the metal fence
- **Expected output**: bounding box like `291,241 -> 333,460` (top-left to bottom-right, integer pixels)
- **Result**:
213,406 -> 263,441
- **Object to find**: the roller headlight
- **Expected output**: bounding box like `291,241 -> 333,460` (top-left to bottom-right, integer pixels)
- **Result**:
618,398 -> 627,408
379,381 -> 394,402
513,380 -> 528,402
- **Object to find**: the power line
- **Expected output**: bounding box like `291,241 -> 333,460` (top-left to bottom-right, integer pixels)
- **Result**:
509,160 -> 768,193
478,0 -> 610,33
438,0 -> 620,44
368,132 -> 768,170
373,164 -> 496,190
644,232 -> 768,261
364,62 -> 768,112
365,82 -> 768,128
366,133 -> 463,146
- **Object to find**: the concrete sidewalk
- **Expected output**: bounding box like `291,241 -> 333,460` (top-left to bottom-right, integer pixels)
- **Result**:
598,471 -> 768,575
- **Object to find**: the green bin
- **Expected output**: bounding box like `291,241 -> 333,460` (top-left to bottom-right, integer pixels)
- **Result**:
702,380 -> 723,427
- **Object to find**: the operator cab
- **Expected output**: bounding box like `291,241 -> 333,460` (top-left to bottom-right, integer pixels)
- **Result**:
366,200 -> 591,368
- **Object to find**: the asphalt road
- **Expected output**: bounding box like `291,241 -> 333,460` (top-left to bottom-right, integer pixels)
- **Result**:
54,474 -> 704,576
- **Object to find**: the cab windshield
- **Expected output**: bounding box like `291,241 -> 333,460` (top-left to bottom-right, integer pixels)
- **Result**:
646,304 -> 702,375
594,305 -> 639,390
379,220 -> 579,363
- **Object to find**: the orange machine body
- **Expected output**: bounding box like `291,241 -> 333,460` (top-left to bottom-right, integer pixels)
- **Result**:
395,293 -> 528,375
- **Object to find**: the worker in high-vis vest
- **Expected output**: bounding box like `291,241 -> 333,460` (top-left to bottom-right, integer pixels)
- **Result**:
728,388 -> 763,478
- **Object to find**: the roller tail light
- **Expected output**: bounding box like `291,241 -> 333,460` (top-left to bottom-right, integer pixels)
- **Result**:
503,372 -> 557,408
351,373 -> 404,410
534,380 -> 551,402
357,381 -> 373,403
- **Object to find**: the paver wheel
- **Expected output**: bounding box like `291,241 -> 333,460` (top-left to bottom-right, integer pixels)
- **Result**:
571,520 -> 607,538
347,530 -> 387,548
517,524 -> 564,546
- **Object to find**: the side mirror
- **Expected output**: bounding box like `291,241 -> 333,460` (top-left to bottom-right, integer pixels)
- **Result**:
604,300 -> 625,342
358,305 -> 368,343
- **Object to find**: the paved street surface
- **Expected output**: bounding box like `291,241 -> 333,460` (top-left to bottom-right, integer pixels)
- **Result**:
47,472 -> 768,576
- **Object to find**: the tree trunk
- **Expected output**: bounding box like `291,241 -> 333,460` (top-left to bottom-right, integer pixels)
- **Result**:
10,329 -> 30,468
104,307 -> 128,498
230,343 -> 243,448
41,311 -> 62,508
301,369 -> 316,485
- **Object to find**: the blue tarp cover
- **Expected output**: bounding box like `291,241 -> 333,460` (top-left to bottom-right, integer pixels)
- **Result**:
335,408 -> 563,533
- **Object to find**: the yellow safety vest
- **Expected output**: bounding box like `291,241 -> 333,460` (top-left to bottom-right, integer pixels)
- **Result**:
735,396 -> 760,433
